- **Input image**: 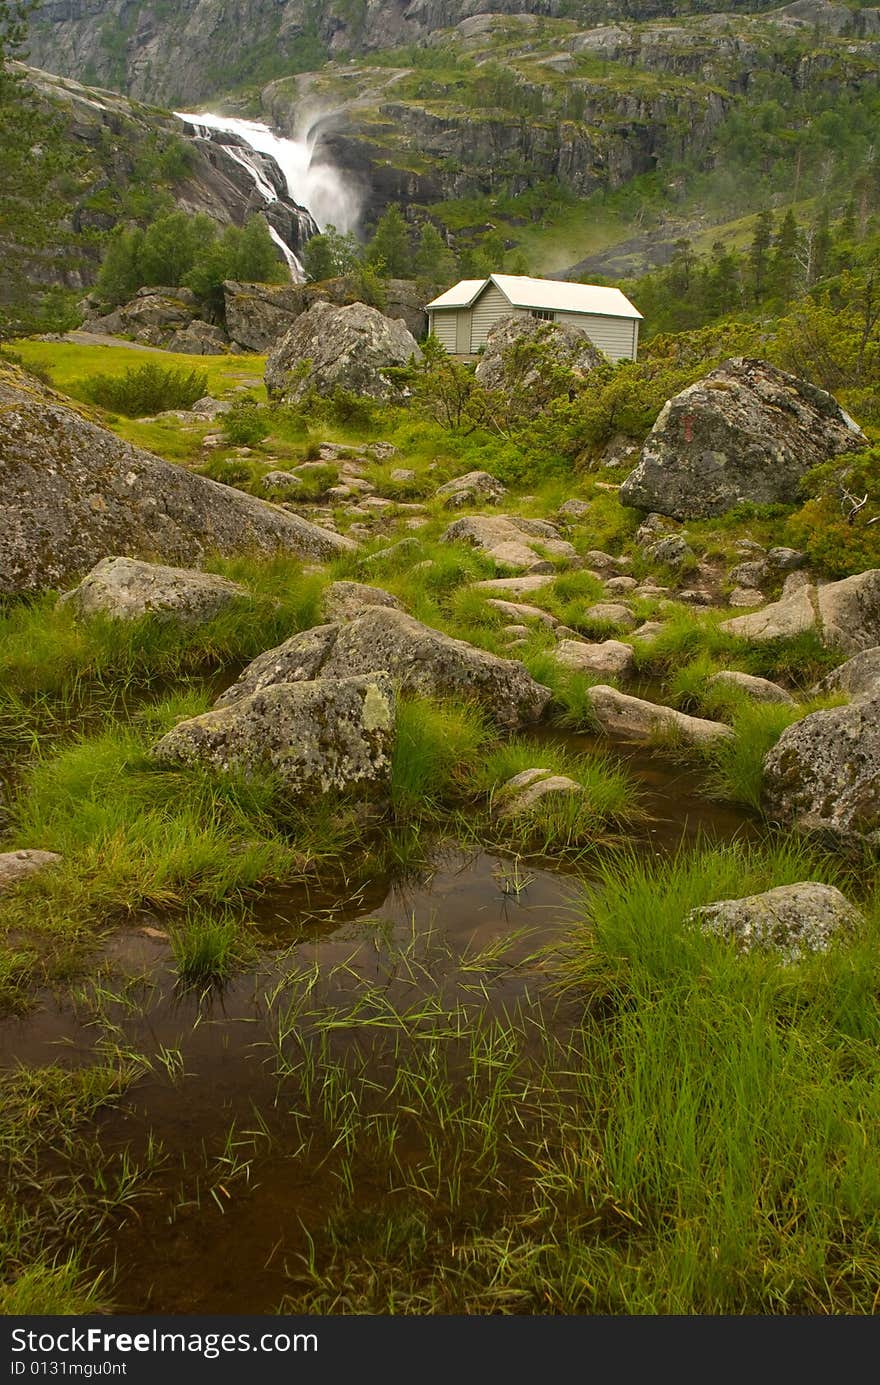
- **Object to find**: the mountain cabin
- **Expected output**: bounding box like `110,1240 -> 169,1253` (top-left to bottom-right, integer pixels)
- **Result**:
425,274 -> 642,362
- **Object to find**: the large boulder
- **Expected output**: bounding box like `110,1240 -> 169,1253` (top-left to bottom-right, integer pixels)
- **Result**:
0,363 -> 354,595
265,300 -> 422,402
619,358 -> 867,519
474,313 -> 604,413
58,557 -> 247,627
690,882 -> 862,959
762,694 -> 880,848
152,673 -> 396,800
223,279 -> 308,352
83,287 -> 228,351
814,647 -> 880,700
216,606 -> 552,729
721,569 -> 880,654
586,685 -> 734,746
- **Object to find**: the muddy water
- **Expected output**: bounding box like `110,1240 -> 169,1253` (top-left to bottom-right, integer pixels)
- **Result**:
0,749 -> 759,1313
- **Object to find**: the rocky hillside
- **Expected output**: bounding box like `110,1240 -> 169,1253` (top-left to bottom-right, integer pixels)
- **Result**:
32,0 -> 880,104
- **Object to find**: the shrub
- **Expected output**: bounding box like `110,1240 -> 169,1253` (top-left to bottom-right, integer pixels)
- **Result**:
222,398 -> 270,447
78,362 -> 208,416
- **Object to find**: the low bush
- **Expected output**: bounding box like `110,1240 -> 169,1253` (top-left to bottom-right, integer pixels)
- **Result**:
78,362 -> 208,417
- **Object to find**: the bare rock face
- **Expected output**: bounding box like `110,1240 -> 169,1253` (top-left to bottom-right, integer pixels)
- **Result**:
586,685 -> 734,746
84,287 -> 204,345
0,850 -> 62,894
216,606 -> 551,729
152,673 -> 396,800
435,470 -> 507,509
762,694 -> 880,849
0,363 -> 355,595
265,300 -> 422,402
59,557 -> 247,627
721,569 -> 880,654
690,882 -> 862,959
474,313 -> 604,413
223,279 -> 310,352
619,358 -> 867,519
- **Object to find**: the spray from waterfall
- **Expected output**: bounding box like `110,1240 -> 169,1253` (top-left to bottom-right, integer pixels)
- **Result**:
176,110 -> 361,283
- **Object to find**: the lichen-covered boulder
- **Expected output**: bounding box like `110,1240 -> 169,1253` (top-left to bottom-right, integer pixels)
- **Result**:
554,639 -> 636,679
265,300 -> 422,403
216,606 -> 551,729
762,694 -> 880,848
152,673 -> 396,799
0,363 -> 355,595
435,471 -> 506,509
59,557 -> 247,627
619,358 -> 867,519
814,647 -> 880,701
474,314 -> 604,412
690,882 -> 862,960
442,514 -> 576,571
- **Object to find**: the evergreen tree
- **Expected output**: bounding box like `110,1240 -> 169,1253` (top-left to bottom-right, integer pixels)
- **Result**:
748,210 -> 774,303
365,204 -> 413,277
769,208 -> 799,303
302,225 -> 360,282
414,221 -> 457,290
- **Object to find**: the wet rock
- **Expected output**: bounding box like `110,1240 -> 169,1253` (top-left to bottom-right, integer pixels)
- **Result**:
555,638 -> 636,679
690,882 -> 861,959
493,768 -> 584,819
708,670 -> 795,704
153,673 -> 396,800
58,557 -> 247,627
265,300 -> 422,403
321,581 -> 402,623
0,849 -> 62,894
435,470 -> 506,509
474,313 -> 603,411
217,606 -> 552,729
763,693 -> 880,848
619,358 -> 868,519
0,363 -> 354,595
814,647 -> 880,701
587,685 -> 734,745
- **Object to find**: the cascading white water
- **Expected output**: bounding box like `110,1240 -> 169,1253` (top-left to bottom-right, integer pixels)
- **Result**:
176,111 -> 361,236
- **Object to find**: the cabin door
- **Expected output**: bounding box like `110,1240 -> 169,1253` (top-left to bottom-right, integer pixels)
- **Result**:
456,311 -> 471,354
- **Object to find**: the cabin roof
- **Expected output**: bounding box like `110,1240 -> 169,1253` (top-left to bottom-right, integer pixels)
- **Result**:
427,274 -> 643,320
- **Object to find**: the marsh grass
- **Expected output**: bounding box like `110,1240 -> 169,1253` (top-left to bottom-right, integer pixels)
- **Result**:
391,697 -> 492,819
170,909 -> 252,988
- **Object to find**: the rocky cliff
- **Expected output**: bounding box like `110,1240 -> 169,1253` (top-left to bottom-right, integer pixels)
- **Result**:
29,0 -> 879,104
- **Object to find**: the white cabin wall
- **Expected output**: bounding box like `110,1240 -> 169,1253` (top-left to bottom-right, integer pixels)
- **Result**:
430,311 -> 458,352
471,285 -> 526,349
555,311 -> 637,362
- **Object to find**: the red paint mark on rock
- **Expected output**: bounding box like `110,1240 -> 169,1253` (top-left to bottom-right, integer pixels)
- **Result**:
682,413 -> 695,443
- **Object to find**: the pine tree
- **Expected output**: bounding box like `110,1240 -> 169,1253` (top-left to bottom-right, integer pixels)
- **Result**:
748,210 -> 773,303
365,204 -> 413,278
414,221 -> 457,291
769,208 -> 799,304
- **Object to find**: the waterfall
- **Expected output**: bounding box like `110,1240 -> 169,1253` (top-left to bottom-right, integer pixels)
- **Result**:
176,110 -> 361,282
